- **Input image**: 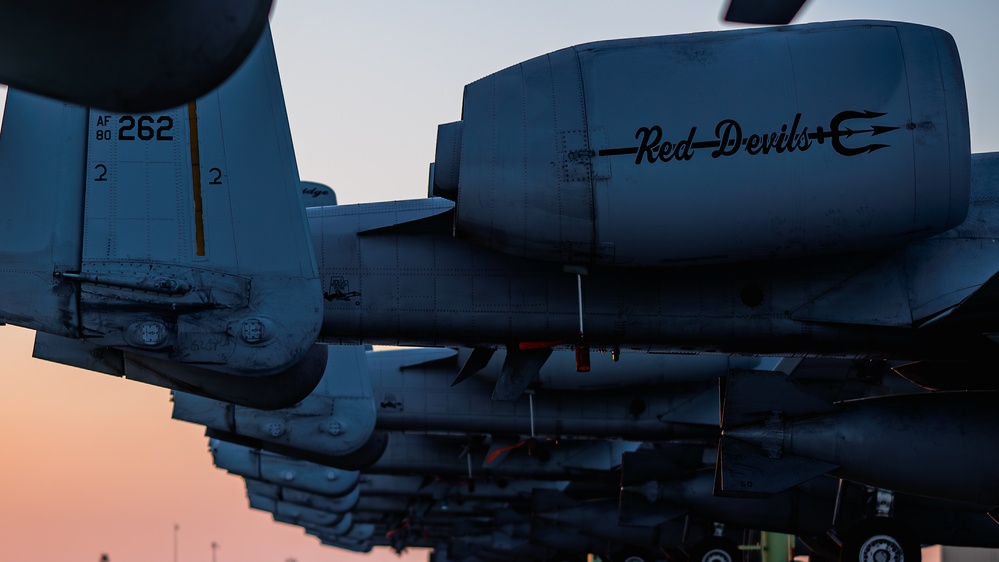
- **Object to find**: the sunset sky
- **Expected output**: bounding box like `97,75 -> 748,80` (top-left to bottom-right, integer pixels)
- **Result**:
1,2 -> 998,561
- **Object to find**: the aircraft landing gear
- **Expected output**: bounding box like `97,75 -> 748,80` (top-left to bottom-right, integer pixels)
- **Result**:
688,537 -> 741,562
839,518 -> 919,562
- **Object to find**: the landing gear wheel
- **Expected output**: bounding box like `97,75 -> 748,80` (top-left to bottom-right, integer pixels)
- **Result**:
688,537 -> 740,562
840,519 -> 920,562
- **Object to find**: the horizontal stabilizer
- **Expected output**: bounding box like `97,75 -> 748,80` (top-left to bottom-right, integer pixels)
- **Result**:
209,439 -> 361,497
174,345 -> 378,457
305,511 -> 354,537
313,531 -> 372,553
34,332 -> 324,410
352,198 -> 456,236
205,427 -> 389,471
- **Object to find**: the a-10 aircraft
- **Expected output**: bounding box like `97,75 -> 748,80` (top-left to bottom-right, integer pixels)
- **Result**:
2,19 -> 993,401
0,8 -> 997,562
169,344 -> 999,562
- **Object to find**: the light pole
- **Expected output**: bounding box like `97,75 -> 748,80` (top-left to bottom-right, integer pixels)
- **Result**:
173,524 -> 179,562
211,541 -> 218,562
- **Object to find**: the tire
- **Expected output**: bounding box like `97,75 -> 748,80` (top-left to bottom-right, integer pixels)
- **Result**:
840,519 -> 920,562
688,537 -> 741,562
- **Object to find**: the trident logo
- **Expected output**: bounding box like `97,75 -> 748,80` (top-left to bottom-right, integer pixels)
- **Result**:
812,110 -> 899,156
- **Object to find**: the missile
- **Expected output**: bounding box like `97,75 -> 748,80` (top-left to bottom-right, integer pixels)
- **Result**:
718,372 -> 999,506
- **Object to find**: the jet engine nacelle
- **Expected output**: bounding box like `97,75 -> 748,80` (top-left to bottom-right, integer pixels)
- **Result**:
433,21 -> 969,267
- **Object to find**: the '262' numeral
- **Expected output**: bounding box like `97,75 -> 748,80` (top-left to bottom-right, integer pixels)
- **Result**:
118,115 -> 173,141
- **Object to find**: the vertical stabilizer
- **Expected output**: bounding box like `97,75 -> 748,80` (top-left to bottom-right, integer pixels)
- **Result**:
6,26 -> 322,379
0,89 -> 87,335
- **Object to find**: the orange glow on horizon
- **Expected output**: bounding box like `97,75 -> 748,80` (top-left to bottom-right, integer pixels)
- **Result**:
0,325 -> 424,562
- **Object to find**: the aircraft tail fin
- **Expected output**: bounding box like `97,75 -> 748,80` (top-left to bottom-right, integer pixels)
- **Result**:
4,25 -> 323,384
0,88 -> 87,335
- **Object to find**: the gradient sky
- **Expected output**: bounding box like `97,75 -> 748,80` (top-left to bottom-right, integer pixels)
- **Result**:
0,2 -> 997,561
